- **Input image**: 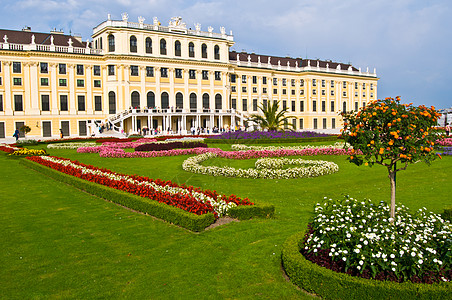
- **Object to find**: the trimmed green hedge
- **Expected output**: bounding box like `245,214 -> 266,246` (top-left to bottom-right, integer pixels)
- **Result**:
20,159 -> 215,232
443,207 -> 452,222
281,231 -> 451,300
228,204 -> 274,220
205,136 -> 339,144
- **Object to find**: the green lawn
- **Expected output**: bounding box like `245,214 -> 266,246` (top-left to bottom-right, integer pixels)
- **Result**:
1,142 -> 451,299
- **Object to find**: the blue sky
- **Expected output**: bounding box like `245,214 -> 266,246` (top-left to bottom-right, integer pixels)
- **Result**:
1,0 -> 451,109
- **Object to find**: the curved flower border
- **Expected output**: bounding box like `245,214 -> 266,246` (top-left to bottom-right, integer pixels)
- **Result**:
182,153 -> 339,179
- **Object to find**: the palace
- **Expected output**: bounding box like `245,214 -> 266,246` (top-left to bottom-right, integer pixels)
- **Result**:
0,13 -> 378,139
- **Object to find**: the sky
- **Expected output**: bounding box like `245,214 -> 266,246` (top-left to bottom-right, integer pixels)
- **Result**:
0,0 -> 451,109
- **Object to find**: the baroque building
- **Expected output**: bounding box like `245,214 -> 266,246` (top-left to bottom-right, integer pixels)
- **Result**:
0,14 -> 378,139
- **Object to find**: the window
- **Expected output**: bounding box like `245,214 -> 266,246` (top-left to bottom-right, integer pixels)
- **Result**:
263,76 -> 267,84
94,80 -> 101,88
77,79 -> 84,87
355,92 -> 358,97
60,95 -> 68,111
370,83 -> 374,90
312,89 -> 316,95
321,101 -> 326,112
312,100 -> 317,112
160,39 -> 167,55
321,90 -> 325,96
189,69 -> 196,79
312,79 -> 317,87
41,78 -> 49,86
0,77 -> 2,85
263,87 -> 267,94
355,102 -> 358,111
331,81 -> 334,88
201,44 -> 207,58
321,79 -> 325,87
145,37 -> 152,53
131,91 -> 140,108
343,101 -> 347,112
189,93 -> 197,110
146,66 -> 154,77
263,99 -> 268,109
214,45 -> 220,60
202,70 -> 208,80
371,92 -> 374,98
332,118 -> 336,129
331,101 -> 335,112
362,101 -> 366,108
323,118 -> 327,129
363,92 -> 366,97
273,78 -> 277,85
130,36 -> 137,52
282,78 -> 287,86
14,95 -> 23,111
93,65 -> 100,76
40,62 -> 48,73
231,86 -> 236,92
108,34 -> 115,52
230,74 -> 236,83
41,95 -> 50,111
242,99 -> 247,111
282,89 -> 287,95
59,78 -> 67,87
252,76 -> 257,84
300,79 -> 304,87
189,42 -> 195,57
76,65 -> 84,75
283,100 -> 287,110
77,95 -> 85,111
300,90 -> 304,95
343,81 -> 347,88
273,89 -> 277,94
331,90 -> 335,96
108,65 -> 115,76
291,79 -> 295,87
242,86 -> 247,93
109,92 -> 116,114
313,118 -> 318,129
242,75 -> 247,83
363,83 -> 366,89
252,87 -> 257,93
202,93 -> 209,109
292,118 -> 297,130
13,62 -> 21,73
231,98 -> 236,109
130,65 -> 139,76
0,95 -> 2,111
161,68 -> 168,78
355,82 -> 358,89
253,99 -> 258,111
13,78 -> 22,86
291,101 -> 295,112
343,91 -> 347,97
215,94 -> 222,109
299,118 -> 304,129
175,40 -> 181,56
175,68 -> 183,78
214,71 -> 221,81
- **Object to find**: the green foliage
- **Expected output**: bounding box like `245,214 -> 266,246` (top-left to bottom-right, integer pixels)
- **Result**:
248,100 -> 293,131
19,125 -> 32,134
16,139 -> 39,146
341,97 -> 440,167
282,232 -> 451,300
204,136 -> 339,144
443,207 -> 452,222
227,204 -> 275,220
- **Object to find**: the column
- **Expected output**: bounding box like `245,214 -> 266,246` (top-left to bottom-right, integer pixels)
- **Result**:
50,63 -> 58,113
140,65 -> 146,108
28,62 -> 40,114
123,65 -> 130,109
169,68 -> 175,108
68,64 -> 76,114
86,65 -> 93,113
154,67 -> 161,108
3,61 -> 12,114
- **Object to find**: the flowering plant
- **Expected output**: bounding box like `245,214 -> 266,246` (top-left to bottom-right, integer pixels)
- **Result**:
9,148 -> 48,156
0,144 -> 20,153
436,138 -> 452,146
302,196 -> 452,283
210,130 -> 331,140
47,142 -> 98,149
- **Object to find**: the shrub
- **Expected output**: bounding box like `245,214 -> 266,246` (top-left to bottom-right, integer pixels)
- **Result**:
135,141 -> 208,152
443,207 -> 452,222
209,130 -> 332,140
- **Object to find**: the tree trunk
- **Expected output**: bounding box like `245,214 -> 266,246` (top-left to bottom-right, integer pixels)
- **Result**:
389,170 -> 396,220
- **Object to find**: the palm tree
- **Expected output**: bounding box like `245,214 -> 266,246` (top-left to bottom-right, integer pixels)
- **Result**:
248,100 -> 293,131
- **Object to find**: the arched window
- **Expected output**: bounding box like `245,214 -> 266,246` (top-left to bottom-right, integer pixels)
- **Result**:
175,40 -> 181,56
160,38 -> 167,55
175,92 -> 183,109
108,34 -> 115,52
131,91 -> 140,108
201,43 -> 207,58
188,42 -> 195,57
343,101 -> 347,112
147,91 -> 155,108
215,94 -> 222,109
161,92 -> 169,109
108,91 -> 116,114
189,93 -> 197,111
145,37 -> 152,54
202,93 -> 210,109
130,35 -> 137,53
214,45 -> 220,60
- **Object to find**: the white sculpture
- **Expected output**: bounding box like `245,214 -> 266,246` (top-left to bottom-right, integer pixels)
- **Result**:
268,57 -> 271,64
208,26 -> 213,33
122,12 -> 128,22
138,16 -> 145,24
258,56 -> 261,63
169,16 -> 186,28
107,13 -> 111,20
296,61 -> 298,68
336,64 -> 340,70
247,55 -> 251,62
50,36 -> 54,46
220,27 -> 225,35
237,54 -> 240,61
307,60 -> 310,67
278,60 -> 281,66
68,38 -> 73,47
3,35 -> 8,43
31,34 -> 35,44
153,17 -> 159,25
86,39 -> 90,49
195,23 -> 201,31
317,60 -> 319,68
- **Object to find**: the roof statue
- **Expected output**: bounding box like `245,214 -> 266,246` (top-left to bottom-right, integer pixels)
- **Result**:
50,36 -> 54,46
68,38 -> 73,47
138,16 -> 145,24
195,23 -> 201,31
268,57 -> 271,64
31,34 -> 35,44
153,17 -> 159,26
220,27 -> 226,35
121,12 -> 128,22
247,55 -> 251,62
3,34 -> 8,43
169,17 -> 186,29
208,26 -> 213,33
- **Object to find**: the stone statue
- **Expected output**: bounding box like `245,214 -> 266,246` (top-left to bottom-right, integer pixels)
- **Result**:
268,57 -> 271,64
195,23 -> 201,31
307,60 -> 310,67
208,26 -> 213,33
169,16 -> 186,28
68,38 -> 73,47
220,27 -> 225,35
258,56 -> 261,63
31,34 -> 35,44
122,12 -> 128,22
138,16 -> 145,24
153,17 -> 159,25
3,35 -> 8,43
50,36 -> 54,46
248,55 -> 251,62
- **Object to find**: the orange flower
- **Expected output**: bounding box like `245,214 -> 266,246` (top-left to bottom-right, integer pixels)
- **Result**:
388,140 -> 394,146
379,148 -> 384,154
370,140 -> 375,145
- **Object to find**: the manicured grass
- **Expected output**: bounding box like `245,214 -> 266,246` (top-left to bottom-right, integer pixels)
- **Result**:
1,142 -> 451,299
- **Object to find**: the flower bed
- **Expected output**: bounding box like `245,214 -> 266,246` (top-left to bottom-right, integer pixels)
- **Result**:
209,130 -> 331,140
302,196 -> 451,284
25,156 -> 253,218
9,148 -> 48,156
231,142 -> 347,151
436,138 -> 452,146
182,153 -> 339,179
135,141 -> 208,152
0,144 -> 20,153
438,147 -> 452,156
47,142 -> 98,149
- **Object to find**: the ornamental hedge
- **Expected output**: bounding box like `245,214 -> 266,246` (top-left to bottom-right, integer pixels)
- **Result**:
135,141 -> 208,152
205,136 -> 339,144
281,231 -> 451,300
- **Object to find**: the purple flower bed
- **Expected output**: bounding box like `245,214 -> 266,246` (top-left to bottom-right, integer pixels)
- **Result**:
135,141 -> 207,152
210,130 -> 331,140
439,147 -> 452,156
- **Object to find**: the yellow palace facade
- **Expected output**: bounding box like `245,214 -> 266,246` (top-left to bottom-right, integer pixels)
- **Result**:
0,14 -> 378,139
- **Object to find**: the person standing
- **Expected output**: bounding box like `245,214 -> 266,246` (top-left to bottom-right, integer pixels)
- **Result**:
446,123 -> 451,136
60,128 -> 64,139
13,129 -> 19,141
